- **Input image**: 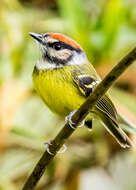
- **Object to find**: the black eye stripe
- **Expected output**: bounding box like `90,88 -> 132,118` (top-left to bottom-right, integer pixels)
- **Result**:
47,41 -> 82,53
48,42 -> 61,50
48,42 -> 59,48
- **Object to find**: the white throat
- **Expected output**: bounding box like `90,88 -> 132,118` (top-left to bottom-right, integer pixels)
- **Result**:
35,51 -> 87,70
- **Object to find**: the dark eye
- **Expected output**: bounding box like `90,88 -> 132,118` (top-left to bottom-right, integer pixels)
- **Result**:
53,42 -> 62,50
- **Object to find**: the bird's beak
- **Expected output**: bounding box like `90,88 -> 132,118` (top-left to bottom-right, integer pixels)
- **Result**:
29,32 -> 43,44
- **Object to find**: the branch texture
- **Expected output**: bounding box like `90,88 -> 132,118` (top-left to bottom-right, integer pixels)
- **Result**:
22,47 -> 136,190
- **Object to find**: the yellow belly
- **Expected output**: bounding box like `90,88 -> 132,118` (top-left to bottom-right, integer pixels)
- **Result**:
33,66 -> 85,116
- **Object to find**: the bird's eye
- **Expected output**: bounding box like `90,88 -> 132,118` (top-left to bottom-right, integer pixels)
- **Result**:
53,42 -> 62,51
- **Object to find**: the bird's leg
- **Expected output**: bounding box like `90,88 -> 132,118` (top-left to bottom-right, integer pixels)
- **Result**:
85,119 -> 93,131
58,144 -> 67,154
65,110 -> 85,129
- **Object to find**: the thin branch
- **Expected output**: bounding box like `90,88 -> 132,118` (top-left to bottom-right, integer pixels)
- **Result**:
22,47 -> 136,190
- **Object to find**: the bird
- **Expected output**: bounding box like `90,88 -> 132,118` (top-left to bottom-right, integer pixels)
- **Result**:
30,32 -> 133,148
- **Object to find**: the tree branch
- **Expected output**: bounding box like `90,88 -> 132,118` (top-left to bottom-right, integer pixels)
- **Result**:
22,47 -> 136,190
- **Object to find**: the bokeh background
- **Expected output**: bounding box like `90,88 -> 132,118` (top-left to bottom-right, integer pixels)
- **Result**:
0,0 -> 136,189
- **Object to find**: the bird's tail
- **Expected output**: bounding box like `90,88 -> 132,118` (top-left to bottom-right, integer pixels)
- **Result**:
98,112 -> 133,148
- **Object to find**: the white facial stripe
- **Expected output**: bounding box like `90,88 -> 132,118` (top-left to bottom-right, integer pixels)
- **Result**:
49,48 -> 72,60
35,51 -> 87,70
45,37 -> 58,43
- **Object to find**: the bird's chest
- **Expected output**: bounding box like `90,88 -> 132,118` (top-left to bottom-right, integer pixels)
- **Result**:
33,68 -> 85,116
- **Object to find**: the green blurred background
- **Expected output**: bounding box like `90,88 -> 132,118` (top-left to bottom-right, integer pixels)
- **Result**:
0,0 -> 136,189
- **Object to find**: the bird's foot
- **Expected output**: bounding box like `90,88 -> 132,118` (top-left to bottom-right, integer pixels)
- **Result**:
45,140 -> 54,155
65,110 -> 85,130
45,140 -> 67,155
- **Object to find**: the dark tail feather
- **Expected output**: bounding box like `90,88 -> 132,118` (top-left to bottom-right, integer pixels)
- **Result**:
99,113 -> 133,148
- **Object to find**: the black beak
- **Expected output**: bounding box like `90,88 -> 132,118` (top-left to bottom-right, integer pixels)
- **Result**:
29,32 -> 43,43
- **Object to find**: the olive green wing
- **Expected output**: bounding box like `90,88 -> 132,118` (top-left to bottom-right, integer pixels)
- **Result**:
73,70 -> 133,147
73,71 -> 118,125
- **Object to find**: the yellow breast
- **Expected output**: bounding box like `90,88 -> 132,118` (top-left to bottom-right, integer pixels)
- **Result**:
33,66 -> 85,116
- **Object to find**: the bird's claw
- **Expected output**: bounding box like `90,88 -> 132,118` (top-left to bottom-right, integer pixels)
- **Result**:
65,110 -> 85,129
45,140 -> 67,155
44,140 -> 54,155
65,110 -> 77,129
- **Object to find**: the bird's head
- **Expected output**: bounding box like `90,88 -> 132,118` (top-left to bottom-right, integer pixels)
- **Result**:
29,32 -> 87,69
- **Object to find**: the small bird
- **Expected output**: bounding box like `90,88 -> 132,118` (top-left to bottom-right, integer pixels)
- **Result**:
30,32 -> 133,148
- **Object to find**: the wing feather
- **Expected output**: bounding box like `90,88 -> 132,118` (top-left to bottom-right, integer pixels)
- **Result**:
73,72 -> 118,125
96,96 -> 118,125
